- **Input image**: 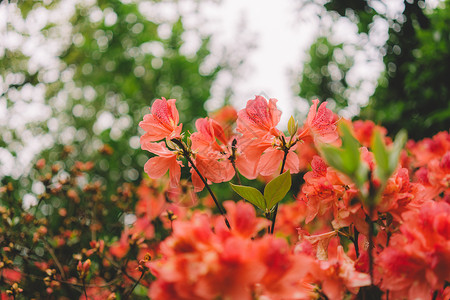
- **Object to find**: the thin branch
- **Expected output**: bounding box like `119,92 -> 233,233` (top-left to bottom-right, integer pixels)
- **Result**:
172,139 -> 231,230
123,271 -> 145,300
230,138 -> 242,185
367,206 -> 375,285
82,278 -> 88,300
270,149 -> 289,234
43,242 -> 67,280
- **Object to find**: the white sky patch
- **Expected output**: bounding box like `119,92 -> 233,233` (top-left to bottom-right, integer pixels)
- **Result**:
196,0 -> 322,128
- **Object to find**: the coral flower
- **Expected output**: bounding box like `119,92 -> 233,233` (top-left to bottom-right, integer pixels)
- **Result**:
257,143 -> 300,176
377,201 -> 450,299
237,95 -> 281,138
307,246 -> 371,299
191,117 -> 228,154
190,152 -> 234,192
141,141 -> 182,187
139,97 -> 182,143
298,99 -> 338,144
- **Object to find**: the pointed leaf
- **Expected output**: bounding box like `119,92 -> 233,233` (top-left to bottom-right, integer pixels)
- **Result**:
389,129 -> 407,173
339,122 -> 361,175
264,170 -> 291,210
288,116 -> 297,137
320,145 -> 347,174
230,183 -> 266,210
371,129 -> 390,183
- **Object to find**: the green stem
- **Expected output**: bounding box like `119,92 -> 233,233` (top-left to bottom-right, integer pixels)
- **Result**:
123,271 -> 145,300
368,205 -> 375,285
354,226 -> 360,258
230,138 -> 242,185
187,155 -> 231,230
270,149 -> 289,234
231,161 -> 242,185
82,278 -> 88,300
172,139 -> 231,230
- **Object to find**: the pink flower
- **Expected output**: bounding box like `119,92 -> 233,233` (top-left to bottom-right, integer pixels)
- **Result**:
377,201 -> 450,299
190,152 -> 234,192
257,143 -> 300,176
298,99 -> 338,144
237,95 -> 281,139
352,120 -> 389,148
408,130 -> 450,168
139,97 -> 182,143
210,105 -> 238,140
307,245 -> 371,299
377,168 -> 425,222
235,137 -> 272,179
141,141 -> 182,187
215,201 -> 270,239
191,117 -> 228,154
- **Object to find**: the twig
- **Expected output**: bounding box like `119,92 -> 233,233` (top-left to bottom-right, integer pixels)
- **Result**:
43,242 -> 67,280
270,149 -> 289,234
230,138 -> 242,185
368,206 -> 375,285
172,139 -> 231,230
123,271 -> 145,300
82,278 -> 88,300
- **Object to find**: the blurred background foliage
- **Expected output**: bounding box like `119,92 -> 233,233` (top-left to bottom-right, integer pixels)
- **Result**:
297,0 -> 450,140
1,0 -> 449,198
1,0 -> 233,198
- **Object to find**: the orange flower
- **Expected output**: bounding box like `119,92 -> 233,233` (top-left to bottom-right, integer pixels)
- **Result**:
139,97 -> 182,143
298,99 -> 338,144
377,201 -> 450,299
141,141 -> 182,187
190,152 -> 234,192
237,95 -> 281,139
191,117 -> 228,154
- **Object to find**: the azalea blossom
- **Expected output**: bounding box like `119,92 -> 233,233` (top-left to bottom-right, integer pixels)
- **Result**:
308,245 -> 371,299
376,200 -> 450,299
141,141 -> 182,187
139,97 -> 182,143
236,95 -> 281,139
190,152 -> 234,192
298,99 -> 338,144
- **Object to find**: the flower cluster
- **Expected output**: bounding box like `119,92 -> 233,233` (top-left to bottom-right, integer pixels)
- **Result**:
149,201 -> 370,300
136,96 -> 450,299
1,93 -> 449,300
139,96 -> 338,192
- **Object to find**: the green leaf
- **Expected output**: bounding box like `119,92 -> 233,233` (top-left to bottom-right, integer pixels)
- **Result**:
389,129 -> 407,173
320,122 -> 368,192
320,145 -> 347,174
230,183 -> 266,210
371,129 -> 390,182
288,116 -> 298,137
264,170 -> 291,210
354,162 -> 369,193
339,122 -> 361,175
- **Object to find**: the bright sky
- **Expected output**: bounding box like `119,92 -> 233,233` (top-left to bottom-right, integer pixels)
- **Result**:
199,0 -> 321,125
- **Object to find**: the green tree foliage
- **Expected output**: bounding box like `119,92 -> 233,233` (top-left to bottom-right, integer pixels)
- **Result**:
298,37 -> 353,110
0,0 -> 225,194
364,1 -> 450,139
297,0 -> 450,139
